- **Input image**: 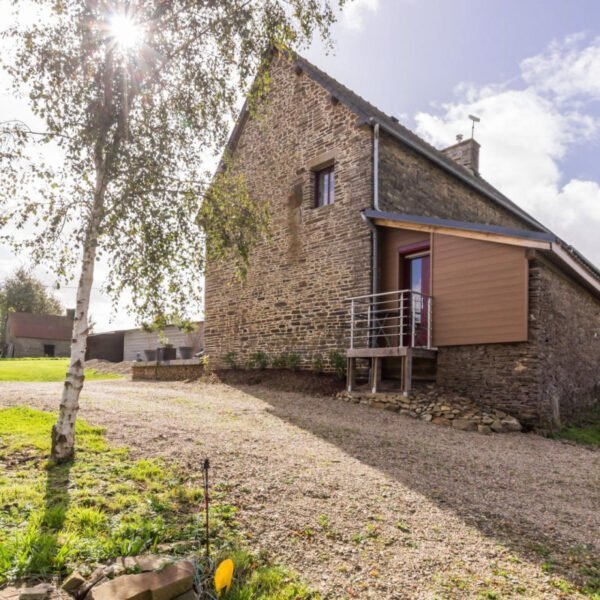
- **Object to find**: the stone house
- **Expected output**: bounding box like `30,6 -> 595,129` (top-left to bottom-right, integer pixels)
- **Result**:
5,311 -> 74,357
204,52 -> 600,428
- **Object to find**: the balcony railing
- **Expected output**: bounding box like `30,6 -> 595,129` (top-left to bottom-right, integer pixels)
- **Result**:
349,289 -> 433,350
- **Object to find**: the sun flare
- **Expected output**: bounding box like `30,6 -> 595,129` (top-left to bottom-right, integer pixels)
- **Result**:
109,14 -> 144,50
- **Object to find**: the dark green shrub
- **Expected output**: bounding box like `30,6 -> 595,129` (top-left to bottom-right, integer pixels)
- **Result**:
312,354 -> 324,373
271,353 -> 288,369
286,352 -> 301,371
328,350 -> 346,380
223,351 -> 238,370
248,351 -> 269,370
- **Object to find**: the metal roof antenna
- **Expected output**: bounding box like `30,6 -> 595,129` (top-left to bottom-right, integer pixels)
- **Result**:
469,114 -> 481,139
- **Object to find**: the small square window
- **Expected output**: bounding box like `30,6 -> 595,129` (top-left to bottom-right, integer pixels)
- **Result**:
315,165 -> 334,207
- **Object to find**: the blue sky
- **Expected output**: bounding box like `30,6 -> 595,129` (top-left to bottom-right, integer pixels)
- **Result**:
309,0 -> 600,260
1,0 -> 599,330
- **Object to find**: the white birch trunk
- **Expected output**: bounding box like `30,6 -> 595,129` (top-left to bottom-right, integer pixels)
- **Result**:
51,234 -> 97,462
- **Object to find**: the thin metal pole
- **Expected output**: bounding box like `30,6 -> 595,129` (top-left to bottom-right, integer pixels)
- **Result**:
400,291 -> 404,347
427,297 -> 432,349
350,299 -> 355,349
411,293 -> 416,348
203,458 -> 210,558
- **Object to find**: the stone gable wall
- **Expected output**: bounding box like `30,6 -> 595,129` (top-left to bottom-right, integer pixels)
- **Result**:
378,133 -> 534,230
204,57 -> 373,369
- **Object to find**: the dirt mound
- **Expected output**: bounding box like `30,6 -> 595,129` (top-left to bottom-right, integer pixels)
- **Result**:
207,368 -> 344,396
86,359 -> 133,376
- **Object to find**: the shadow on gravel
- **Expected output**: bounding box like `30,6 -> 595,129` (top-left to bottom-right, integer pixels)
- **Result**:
230,383 -> 600,595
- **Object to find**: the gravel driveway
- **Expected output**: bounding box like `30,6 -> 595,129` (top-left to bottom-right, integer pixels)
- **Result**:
1,379 -> 598,599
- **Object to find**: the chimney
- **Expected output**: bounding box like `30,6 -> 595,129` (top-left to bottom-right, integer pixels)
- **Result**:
441,134 -> 480,175
66,308 -> 75,320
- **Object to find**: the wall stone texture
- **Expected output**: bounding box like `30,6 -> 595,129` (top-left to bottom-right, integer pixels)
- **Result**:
132,363 -> 204,381
378,133 -> 534,230
10,337 -> 71,358
204,56 -> 373,370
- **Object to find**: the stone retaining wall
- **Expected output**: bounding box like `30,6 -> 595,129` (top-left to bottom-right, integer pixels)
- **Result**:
132,360 -> 204,381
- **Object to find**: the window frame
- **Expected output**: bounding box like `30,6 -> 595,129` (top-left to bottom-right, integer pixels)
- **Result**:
314,164 -> 335,208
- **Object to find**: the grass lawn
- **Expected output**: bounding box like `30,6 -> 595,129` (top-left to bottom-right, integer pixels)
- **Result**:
0,406 -> 314,598
0,358 -> 121,382
552,406 -> 600,448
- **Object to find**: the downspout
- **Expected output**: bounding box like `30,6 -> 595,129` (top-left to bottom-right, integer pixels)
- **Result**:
371,122 -> 380,296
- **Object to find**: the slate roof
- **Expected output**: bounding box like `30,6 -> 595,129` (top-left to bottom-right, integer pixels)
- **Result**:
6,312 -> 73,341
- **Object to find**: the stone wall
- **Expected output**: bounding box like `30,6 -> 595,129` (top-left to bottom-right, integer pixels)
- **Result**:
204,56 -> 373,369
436,259 -> 600,427
132,362 -> 204,381
378,133 -> 534,230
533,259 -> 600,425
11,337 -> 71,358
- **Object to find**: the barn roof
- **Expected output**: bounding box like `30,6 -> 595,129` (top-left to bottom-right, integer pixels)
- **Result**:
7,312 -> 73,341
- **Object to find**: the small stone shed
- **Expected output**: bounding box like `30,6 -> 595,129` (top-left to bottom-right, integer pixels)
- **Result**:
4,311 -> 73,357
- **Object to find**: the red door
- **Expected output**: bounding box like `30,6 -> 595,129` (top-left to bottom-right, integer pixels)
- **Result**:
402,251 -> 430,346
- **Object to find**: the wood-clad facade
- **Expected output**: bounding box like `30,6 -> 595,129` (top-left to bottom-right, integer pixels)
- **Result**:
378,228 -> 529,347
431,234 -> 528,346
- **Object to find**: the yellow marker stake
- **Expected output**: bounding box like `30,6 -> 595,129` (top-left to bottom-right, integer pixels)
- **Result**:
214,558 -> 234,596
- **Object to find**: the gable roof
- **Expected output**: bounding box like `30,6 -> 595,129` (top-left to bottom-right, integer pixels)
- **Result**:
226,51 -> 600,284
6,312 -> 73,341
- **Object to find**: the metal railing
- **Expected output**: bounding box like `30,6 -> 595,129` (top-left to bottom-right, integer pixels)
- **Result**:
349,289 -> 433,350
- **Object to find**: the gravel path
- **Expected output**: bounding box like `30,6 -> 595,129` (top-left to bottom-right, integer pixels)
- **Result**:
1,379 -> 598,599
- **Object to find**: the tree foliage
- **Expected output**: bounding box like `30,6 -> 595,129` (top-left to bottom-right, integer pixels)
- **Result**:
0,267 -> 63,345
0,0 -> 342,461
0,0 -> 341,321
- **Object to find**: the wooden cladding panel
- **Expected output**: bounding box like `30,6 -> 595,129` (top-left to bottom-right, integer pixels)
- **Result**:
432,234 -> 528,346
378,228 -> 430,293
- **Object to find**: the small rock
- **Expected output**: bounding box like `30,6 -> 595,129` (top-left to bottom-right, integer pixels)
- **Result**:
19,584 -> 53,600
122,555 -> 172,573
89,560 -> 194,600
432,417 -> 451,427
76,565 -> 110,598
452,419 -> 477,432
501,416 -> 522,432
420,413 -> 433,422
62,572 -> 86,594
491,420 -> 505,433
478,425 -> 492,434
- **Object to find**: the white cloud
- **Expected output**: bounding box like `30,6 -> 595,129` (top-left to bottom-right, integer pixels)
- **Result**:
415,33 -> 600,266
342,0 -> 379,31
521,34 -> 600,102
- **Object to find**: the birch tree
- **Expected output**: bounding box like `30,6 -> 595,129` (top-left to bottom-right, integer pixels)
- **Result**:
0,0 -> 341,462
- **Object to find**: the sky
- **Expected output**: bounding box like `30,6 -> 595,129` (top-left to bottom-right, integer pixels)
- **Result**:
1,0 -> 599,331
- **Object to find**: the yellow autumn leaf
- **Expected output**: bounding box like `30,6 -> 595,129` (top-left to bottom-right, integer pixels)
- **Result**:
214,558 -> 235,596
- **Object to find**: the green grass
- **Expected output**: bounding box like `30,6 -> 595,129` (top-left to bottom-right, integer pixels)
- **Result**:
0,406 -> 315,598
552,407 -> 600,447
0,358 -> 121,382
